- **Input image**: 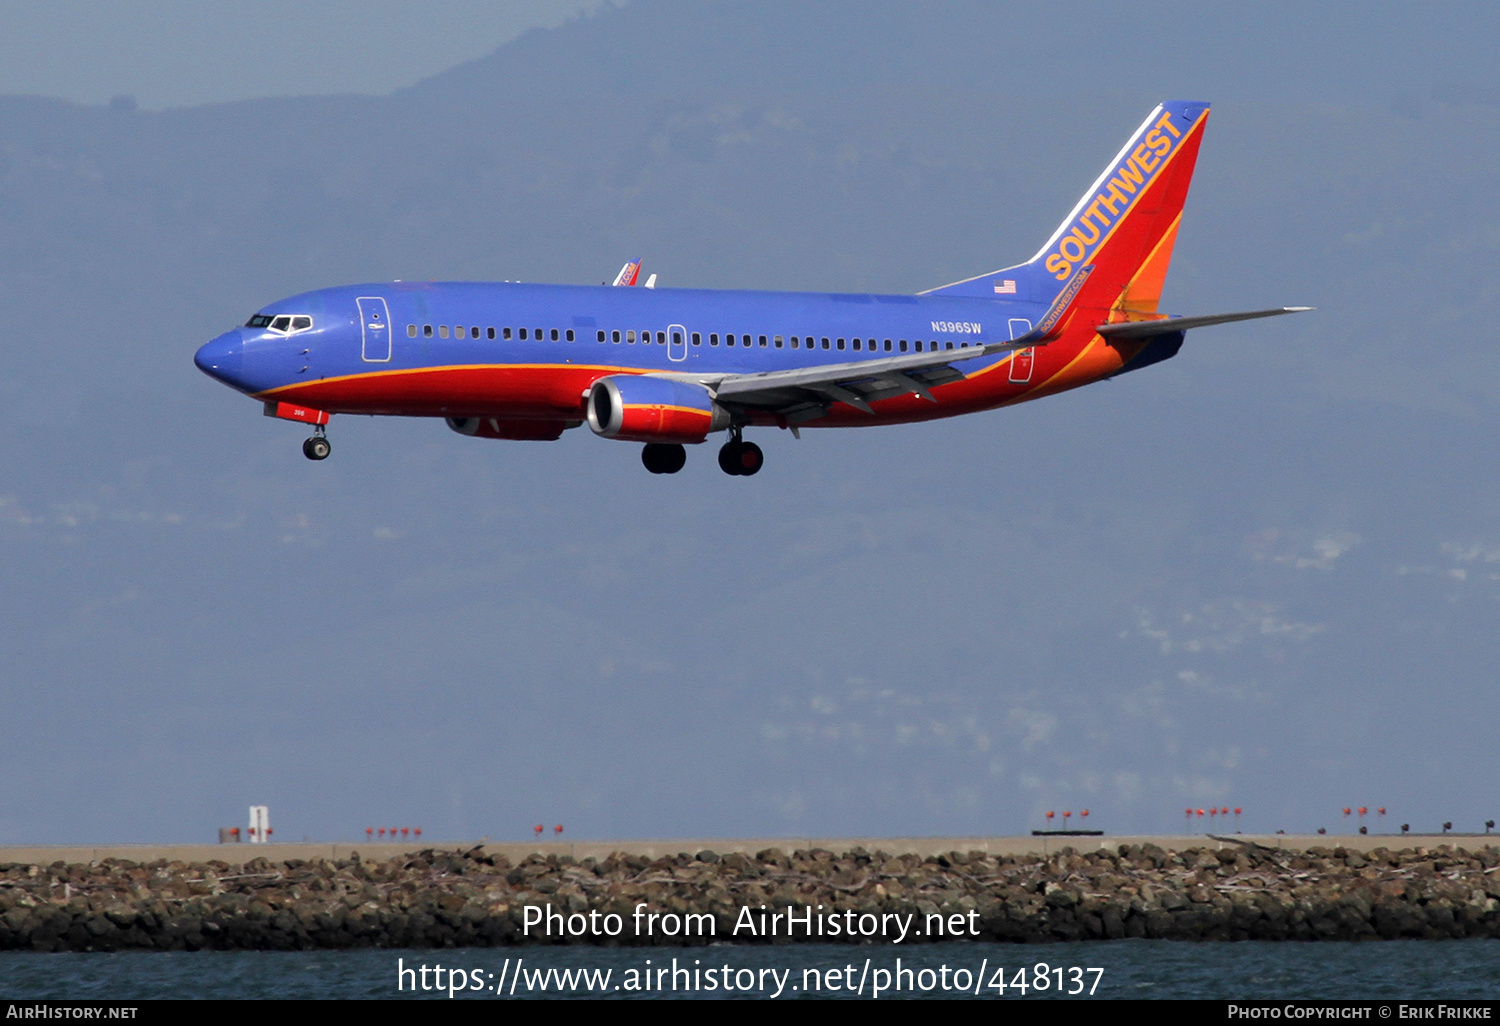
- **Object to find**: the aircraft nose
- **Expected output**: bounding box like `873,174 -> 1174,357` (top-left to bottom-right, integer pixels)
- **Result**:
194,330 -> 244,383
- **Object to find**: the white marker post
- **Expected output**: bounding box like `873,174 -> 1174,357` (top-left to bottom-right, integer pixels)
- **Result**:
249,805 -> 269,844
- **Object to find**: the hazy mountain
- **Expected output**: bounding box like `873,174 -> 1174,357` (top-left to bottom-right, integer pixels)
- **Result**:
1,0 -> 1497,844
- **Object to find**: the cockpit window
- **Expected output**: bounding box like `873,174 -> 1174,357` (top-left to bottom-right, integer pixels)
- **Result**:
246,313 -> 314,333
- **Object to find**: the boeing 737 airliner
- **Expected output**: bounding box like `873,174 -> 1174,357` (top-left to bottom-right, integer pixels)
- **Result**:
194,101 -> 1305,476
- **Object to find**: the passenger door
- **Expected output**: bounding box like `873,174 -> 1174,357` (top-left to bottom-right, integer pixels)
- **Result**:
1007,318 -> 1034,383
358,297 -> 392,362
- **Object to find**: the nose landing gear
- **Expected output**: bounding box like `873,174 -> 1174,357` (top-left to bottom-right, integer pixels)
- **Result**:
302,426 -> 331,461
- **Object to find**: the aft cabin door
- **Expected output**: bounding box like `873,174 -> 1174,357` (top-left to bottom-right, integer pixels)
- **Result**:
358,297 -> 392,363
1007,318 -> 1034,384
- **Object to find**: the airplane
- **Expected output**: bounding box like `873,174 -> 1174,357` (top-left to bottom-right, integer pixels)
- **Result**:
194,100 -> 1306,476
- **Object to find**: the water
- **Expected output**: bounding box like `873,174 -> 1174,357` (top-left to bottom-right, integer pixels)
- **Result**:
2,941 -> 1497,1000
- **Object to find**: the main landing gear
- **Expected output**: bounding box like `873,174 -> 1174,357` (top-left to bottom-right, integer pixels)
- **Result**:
302,426 -> 331,461
717,430 -> 763,476
639,430 -> 764,476
641,442 -> 686,474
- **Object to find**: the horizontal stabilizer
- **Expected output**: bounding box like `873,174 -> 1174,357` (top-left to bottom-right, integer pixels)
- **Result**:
1096,307 -> 1312,341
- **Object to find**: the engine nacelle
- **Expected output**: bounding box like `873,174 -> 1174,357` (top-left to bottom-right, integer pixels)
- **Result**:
586,375 -> 728,444
446,417 -> 578,441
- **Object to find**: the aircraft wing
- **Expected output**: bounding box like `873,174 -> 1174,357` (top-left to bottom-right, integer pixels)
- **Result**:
680,306 -> 1309,422
674,264 -> 1104,421
684,339 -> 1037,421
1096,307 -> 1311,341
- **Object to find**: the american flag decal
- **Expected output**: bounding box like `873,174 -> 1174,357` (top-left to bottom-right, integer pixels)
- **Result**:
993,279 -> 1017,294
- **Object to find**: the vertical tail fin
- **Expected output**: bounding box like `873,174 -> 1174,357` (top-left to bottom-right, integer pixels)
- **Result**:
922,101 -> 1210,328
611,259 -> 642,287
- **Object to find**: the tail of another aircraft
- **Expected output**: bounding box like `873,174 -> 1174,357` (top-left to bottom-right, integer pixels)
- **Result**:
922,101 -> 1211,333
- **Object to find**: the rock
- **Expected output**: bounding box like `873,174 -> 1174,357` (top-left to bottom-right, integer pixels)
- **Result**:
0,841 -> 1494,949
1158,889 -> 1189,911
1043,886 -> 1078,910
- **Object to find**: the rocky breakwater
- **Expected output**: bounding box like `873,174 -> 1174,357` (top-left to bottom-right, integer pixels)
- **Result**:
2,842 -> 1499,951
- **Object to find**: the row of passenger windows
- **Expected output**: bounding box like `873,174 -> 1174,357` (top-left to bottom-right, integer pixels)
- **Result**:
409,323 -> 569,342
603,331 -> 971,352
406,323 -> 973,354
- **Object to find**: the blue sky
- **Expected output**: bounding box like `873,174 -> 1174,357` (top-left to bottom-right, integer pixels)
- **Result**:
1,1 -> 1498,846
